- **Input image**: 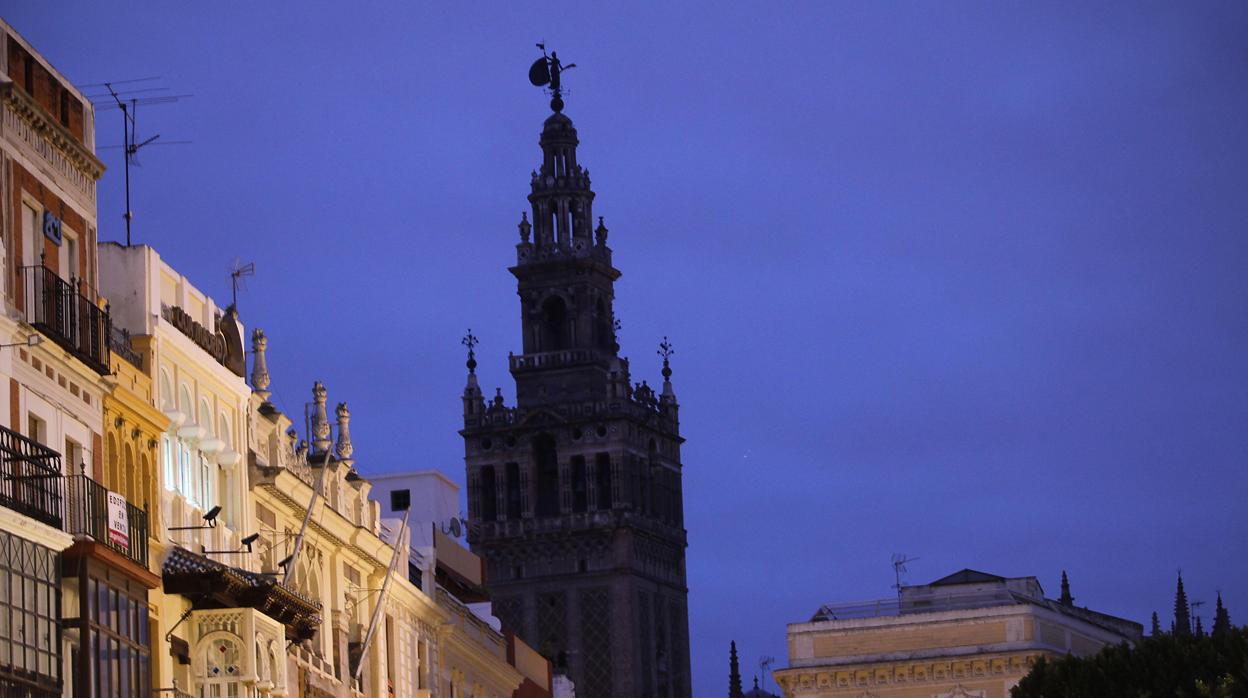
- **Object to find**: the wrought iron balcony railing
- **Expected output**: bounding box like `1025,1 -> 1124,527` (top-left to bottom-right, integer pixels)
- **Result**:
109,325 -> 143,370
65,472 -> 149,568
19,264 -> 110,375
0,424 -> 63,529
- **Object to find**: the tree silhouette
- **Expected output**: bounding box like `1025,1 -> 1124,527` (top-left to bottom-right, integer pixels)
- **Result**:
1175,572 -> 1192,637
1213,593 -> 1232,639
1012,627 -> 1248,697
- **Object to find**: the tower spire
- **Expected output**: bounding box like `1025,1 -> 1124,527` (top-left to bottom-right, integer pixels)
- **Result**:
1059,570 -> 1074,606
461,329 -> 484,418
729,641 -> 743,698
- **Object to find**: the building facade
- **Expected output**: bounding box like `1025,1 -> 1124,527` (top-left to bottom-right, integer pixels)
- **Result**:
461,102 -> 691,698
1,19 -> 164,698
774,569 -> 1143,698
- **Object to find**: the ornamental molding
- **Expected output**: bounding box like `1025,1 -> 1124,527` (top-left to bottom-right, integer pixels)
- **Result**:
1,82 -> 102,210
775,653 -> 1041,694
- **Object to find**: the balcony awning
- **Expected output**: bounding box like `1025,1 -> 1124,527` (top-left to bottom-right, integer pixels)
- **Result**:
162,546 -> 321,641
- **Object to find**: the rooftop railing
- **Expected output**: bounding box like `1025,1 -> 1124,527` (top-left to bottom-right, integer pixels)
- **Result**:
0,424 -> 63,529
810,589 -> 1027,622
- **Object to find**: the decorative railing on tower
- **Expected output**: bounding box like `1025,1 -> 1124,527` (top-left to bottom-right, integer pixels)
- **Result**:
0,424 -> 63,528
20,263 -> 111,374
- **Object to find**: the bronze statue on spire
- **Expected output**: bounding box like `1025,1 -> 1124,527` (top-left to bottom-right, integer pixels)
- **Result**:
529,42 -> 576,112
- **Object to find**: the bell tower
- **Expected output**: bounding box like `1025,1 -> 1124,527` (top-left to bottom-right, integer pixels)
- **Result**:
461,56 -> 690,698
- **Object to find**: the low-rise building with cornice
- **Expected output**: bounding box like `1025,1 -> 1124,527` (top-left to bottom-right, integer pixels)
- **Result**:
774,569 -> 1142,698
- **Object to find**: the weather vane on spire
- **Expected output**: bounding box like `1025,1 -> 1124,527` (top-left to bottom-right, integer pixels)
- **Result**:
529,42 -> 577,113
462,329 -> 479,374
658,336 -> 674,381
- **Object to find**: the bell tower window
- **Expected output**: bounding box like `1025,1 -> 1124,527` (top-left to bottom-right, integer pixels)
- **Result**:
534,434 -> 559,517
539,296 -> 569,351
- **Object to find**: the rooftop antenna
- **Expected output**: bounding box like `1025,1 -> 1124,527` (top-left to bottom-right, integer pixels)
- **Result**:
1192,599 -> 1206,633
892,554 -> 919,600
96,79 -> 191,246
758,656 -> 775,693
229,259 -> 255,309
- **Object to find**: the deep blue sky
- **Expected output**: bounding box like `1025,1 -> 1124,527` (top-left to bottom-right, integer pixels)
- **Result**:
7,3 -> 1247,694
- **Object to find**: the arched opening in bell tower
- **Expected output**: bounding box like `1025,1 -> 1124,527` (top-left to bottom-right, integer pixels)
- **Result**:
480,466 -> 497,521
539,296 -> 570,351
534,433 -> 560,517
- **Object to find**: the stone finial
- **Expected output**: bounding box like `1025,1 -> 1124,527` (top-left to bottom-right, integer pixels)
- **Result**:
251,328 -> 271,399
311,381 -> 332,453
295,439 -> 308,463
595,216 -> 608,247
335,402 -> 354,462
518,212 -> 532,244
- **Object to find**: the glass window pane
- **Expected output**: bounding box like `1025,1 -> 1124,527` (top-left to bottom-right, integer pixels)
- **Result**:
120,645 -> 131,697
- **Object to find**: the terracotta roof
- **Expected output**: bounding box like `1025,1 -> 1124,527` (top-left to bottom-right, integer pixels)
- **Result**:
162,546 -> 322,641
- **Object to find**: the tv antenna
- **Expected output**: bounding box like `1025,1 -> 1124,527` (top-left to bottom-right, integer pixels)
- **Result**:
758,656 -> 775,692
229,259 -> 255,309
90,78 -> 192,246
892,554 -> 919,600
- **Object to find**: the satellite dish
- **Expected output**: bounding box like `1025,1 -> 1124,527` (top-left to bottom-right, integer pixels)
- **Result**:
449,518 -> 463,538
529,58 -> 551,87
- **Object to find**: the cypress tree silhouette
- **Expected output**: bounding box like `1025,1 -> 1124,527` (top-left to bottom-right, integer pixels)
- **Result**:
1151,611 -> 1162,637
1059,570 -> 1074,606
1173,572 -> 1191,637
729,641 -> 743,698
1212,593 -> 1232,638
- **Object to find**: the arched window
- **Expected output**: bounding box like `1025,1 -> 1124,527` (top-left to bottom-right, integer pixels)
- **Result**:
106,433 -> 119,491
480,466 -> 497,522
505,462 -> 522,520
122,443 -> 135,504
159,370 -> 174,412
195,632 -> 242,694
571,456 -> 587,513
594,298 -> 611,350
139,453 -> 153,513
534,434 -> 559,517
178,385 -> 192,416
539,296 -> 569,351
595,453 -> 612,511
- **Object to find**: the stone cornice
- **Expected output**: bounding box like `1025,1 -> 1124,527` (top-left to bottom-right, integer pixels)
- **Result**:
1,81 -> 105,180
774,650 -> 1050,695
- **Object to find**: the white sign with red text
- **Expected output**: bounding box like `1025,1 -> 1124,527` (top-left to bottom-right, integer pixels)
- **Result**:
106,490 -> 129,549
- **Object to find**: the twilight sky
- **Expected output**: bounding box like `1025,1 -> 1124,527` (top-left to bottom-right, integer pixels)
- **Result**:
7,2 -> 1248,694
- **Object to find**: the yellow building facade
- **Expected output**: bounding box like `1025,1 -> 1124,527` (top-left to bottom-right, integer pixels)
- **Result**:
100,335 -> 167,555
775,570 -> 1142,698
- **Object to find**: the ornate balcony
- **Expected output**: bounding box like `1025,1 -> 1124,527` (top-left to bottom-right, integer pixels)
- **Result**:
0,424 -> 62,529
64,470 -> 149,568
19,264 -> 110,375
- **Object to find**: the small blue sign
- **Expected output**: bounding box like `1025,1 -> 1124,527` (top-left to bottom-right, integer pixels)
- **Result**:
42,211 -> 62,246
